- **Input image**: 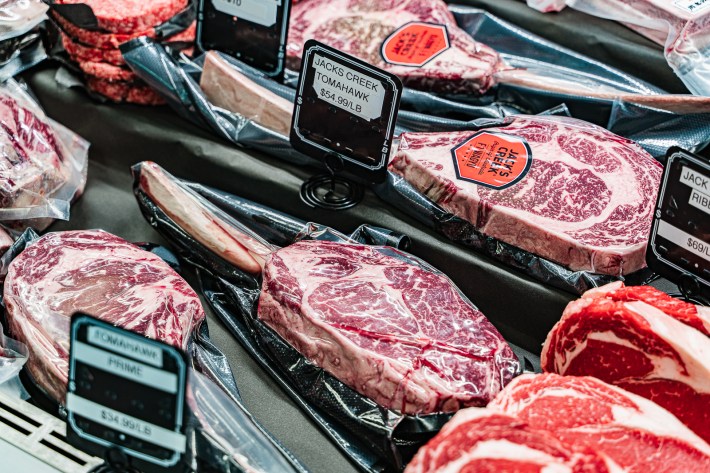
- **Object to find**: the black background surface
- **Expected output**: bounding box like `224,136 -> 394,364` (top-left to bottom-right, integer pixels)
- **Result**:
19,1 -> 694,471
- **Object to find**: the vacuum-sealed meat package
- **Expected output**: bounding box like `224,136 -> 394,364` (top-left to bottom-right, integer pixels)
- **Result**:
0,0 -> 48,80
132,161 -> 534,472
0,79 -> 88,232
0,228 -> 307,473
526,0 -> 710,96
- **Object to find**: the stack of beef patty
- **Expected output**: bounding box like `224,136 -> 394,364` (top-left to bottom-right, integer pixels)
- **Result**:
49,0 -> 195,105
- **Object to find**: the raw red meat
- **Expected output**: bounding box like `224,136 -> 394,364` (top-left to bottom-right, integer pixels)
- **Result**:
583,281 -> 710,335
79,60 -> 136,81
136,162 -> 520,415
259,239 -> 520,414
542,282 -> 710,444
3,230 -> 205,403
287,0 -> 710,112
55,0 -> 188,34
288,0 -> 501,95
489,374 -> 710,473
195,64 -> 661,276
61,23 -> 196,66
51,11 -> 194,49
389,115 -> 662,276
405,408 -> 623,472
86,77 -> 165,105
0,92 -> 82,228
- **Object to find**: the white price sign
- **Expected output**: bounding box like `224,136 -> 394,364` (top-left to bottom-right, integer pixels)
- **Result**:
312,53 -> 385,122
211,0 -> 281,27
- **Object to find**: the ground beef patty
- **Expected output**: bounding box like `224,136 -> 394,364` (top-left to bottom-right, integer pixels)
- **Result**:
51,10 -> 192,49
87,77 -> 165,105
55,0 -> 188,34
61,23 -> 196,65
79,61 -> 136,81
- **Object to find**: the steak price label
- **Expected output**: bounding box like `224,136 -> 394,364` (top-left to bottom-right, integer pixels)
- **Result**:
291,40 -> 402,184
381,22 -> 450,67
313,54 -> 386,121
647,148 -> 710,299
451,131 -> 533,189
66,314 -> 188,473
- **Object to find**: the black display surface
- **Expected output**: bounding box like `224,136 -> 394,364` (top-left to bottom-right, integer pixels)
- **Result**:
19,1 -> 700,471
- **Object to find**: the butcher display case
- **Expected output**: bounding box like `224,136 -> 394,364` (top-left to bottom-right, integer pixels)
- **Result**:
6,1 -> 707,472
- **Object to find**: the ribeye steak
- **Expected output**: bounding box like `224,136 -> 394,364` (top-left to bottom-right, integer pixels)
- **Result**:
488,374 -> 710,473
405,406 -> 623,472
3,230 -> 205,403
542,282 -> 710,444
389,115 -> 662,276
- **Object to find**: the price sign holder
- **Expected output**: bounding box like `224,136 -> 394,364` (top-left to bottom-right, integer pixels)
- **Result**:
291,40 -> 403,210
66,314 -> 189,473
647,148 -> 710,304
197,0 -> 291,80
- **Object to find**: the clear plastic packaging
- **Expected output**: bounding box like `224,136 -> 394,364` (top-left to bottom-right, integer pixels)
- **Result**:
526,0 -> 710,96
133,161 -> 536,472
188,369 -> 308,473
0,324 -> 28,399
0,1 -> 48,80
0,0 -> 47,42
0,79 -> 88,230
119,7 -> 710,294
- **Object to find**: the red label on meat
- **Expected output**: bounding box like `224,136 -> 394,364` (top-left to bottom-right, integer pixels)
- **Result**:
381,22 -> 450,67
451,131 -> 533,189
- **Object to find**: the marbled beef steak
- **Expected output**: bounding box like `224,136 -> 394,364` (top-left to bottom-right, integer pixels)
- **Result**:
542,282 -> 710,444
258,239 -> 520,415
405,408 -> 622,472
407,374 -> 710,473
288,0 -> 501,94
3,230 -> 205,403
389,115 -> 662,276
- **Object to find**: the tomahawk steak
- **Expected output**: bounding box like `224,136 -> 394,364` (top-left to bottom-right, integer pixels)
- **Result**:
488,373 -> 710,473
135,161 -> 520,415
542,282 -> 710,444
286,0 -> 710,112
390,116 -> 662,276
3,230 -> 205,403
405,407 -> 623,473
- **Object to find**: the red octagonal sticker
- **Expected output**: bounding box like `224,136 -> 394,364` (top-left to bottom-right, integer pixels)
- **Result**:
381,22 -> 450,67
451,131 -> 533,190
